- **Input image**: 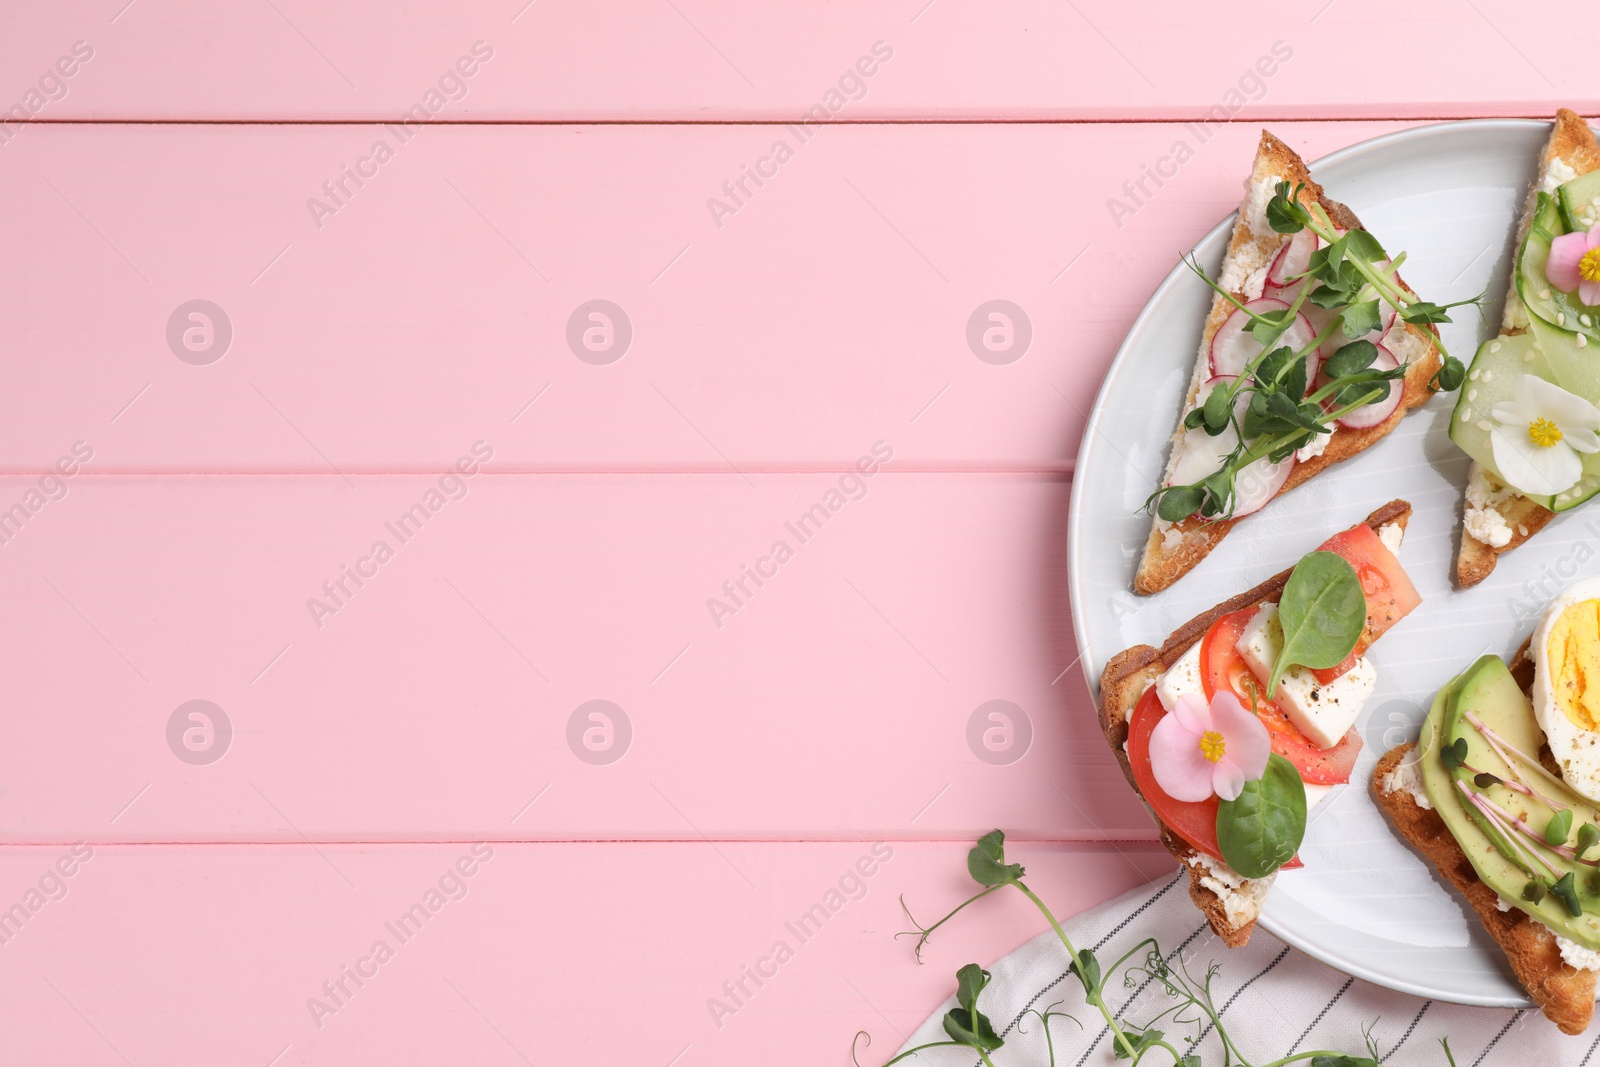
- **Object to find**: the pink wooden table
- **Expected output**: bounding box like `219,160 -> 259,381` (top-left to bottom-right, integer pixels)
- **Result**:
0,3 -> 1593,1063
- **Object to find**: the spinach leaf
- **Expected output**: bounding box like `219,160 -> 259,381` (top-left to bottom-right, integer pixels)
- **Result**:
1265,550 -> 1366,699
1216,754 -> 1307,879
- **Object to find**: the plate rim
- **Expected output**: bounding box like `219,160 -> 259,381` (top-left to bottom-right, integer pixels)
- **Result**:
1065,116 -> 1558,1007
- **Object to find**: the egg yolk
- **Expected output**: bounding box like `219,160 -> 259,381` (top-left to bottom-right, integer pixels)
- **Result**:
1550,599 -> 1600,730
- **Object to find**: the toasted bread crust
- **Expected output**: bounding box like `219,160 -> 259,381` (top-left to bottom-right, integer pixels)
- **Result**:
1135,133 -> 1442,595
1457,110 -> 1600,588
1373,744 -> 1596,1033
1101,501 -> 1412,945
1457,490 -> 1558,588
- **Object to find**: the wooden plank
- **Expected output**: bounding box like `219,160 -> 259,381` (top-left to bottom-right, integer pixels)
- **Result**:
0,119 -> 1427,473
0,840 -> 1173,1066
0,473 -> 1166,842
0,2 -> 1587,122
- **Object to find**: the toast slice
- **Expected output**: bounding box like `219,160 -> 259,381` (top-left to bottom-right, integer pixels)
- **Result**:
1102,499 -> 1412,945
1374,743 -> 1595,1033
1457,109 -> 1600,588
1135,133 -> 1443,595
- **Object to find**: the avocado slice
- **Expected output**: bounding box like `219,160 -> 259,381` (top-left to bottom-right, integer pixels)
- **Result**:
1558,170 -> 1600,233
1518,192 -> 1600,344
1420,656 -> 1600,946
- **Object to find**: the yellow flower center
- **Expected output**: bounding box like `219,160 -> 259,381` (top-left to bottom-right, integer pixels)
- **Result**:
1529,417 -> 1564,448
1581,247 -> 1600,284
1199,730 -> 1226,764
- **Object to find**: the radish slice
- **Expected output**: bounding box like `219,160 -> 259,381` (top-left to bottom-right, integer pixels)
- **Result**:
1209,298 -> 1316,381
1266,228 -> 1317,289
1330,343 -> 1402,429
1168,376 -> 1238,489
1232,450 -> 1295,517
1167,375 -> 1294,519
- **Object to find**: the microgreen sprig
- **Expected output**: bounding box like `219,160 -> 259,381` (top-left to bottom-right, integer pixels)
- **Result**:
864,831 -> 1459,1067
1149,182 -> 1478,526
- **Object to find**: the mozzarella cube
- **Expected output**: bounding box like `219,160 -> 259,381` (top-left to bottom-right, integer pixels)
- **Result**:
1235,604 -> 1376,750
1155,640 -> 1205,710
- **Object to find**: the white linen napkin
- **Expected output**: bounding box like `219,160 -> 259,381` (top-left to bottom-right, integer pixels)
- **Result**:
892,871 -> 1597,1066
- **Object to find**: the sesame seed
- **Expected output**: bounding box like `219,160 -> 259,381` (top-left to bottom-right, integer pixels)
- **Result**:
1490,341 -> 1503,353
1524,351 -> 1537,361
1469,368 -> 1480,380
1541,289 -> 1553,301
1582,314 -> 1593,327
1482,370 -> 1493,381
1559,312 -> 1568,326
1478,419 -> 1492,431
1581,334 -> 1590,349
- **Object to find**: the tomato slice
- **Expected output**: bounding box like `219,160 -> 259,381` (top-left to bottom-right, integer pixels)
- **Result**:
1199,608 -> 1361,784
1126,687 -> 1301,869
1308,523 -> 1420,684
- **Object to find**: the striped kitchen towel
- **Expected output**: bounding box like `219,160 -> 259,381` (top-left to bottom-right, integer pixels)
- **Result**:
893,871 -> 1598,1065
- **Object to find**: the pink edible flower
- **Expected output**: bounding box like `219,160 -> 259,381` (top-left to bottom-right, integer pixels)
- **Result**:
1149,691 -> 1272,802
1546,227 -> 1600,307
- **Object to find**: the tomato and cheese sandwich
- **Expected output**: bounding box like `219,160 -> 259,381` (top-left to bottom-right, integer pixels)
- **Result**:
1137,131 -> 1461,595
1102,501 -> 1420,946
1375,575 -> 1600,1033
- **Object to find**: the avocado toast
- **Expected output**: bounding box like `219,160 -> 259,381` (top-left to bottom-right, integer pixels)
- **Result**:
1374,578 -> 1600,1033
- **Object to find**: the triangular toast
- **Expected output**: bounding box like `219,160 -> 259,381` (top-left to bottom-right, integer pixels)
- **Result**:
1457,110 -> 1600,588
1136,133 -> 1443,595
1101,500 -> 1411,944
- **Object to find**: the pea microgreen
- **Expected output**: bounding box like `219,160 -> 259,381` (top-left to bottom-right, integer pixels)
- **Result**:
1147,181 -> 1472,525
870,831 -> 1454,1067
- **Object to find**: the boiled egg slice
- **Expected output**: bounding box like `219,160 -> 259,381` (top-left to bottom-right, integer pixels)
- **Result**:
1532,575 -> 1600,802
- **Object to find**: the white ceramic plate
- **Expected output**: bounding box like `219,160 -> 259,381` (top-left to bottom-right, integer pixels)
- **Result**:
1068,119 -> 1600,1007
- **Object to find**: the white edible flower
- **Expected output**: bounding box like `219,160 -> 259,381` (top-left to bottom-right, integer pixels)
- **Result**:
1489,375 -> 1600,495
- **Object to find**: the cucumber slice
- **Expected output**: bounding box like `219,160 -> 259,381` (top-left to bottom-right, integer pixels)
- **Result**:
1448,332 -> 1550,475
1518,193 -> 1600,343
1558,170 -> 1600,233
1552,471 -> 1600,512
1451,323 -> 1600,513
1531,315 -> 1600,398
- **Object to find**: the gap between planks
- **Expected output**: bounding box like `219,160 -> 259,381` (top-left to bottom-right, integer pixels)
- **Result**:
4,111 -> 1577,128
2,464 -> 1078,478
0,835 -> 1160,848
